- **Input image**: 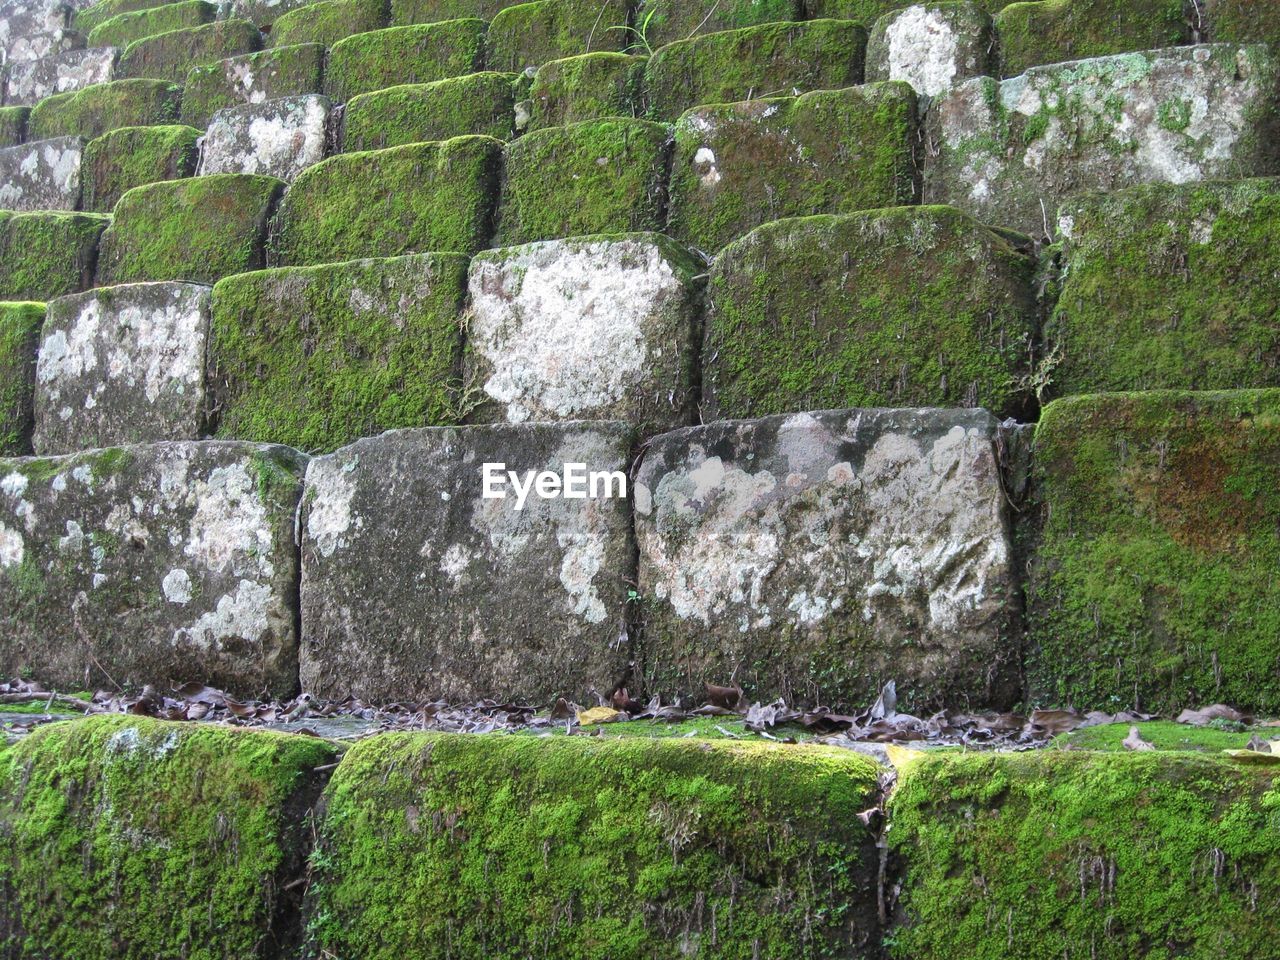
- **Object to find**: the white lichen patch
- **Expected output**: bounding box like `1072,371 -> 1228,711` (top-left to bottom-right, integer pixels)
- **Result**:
199,95 -> 330,180
5,47 -> 117,106
184,463 -> 274,579
0,136 -> 82,211
304,455 -> 360,558
162,567 -> 192,603
179,578 -> 274,649
882,5 -> 962,97
0,522 -> 24,568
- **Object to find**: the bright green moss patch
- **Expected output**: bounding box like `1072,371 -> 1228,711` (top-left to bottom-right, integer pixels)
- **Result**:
528,52 -> 646,130
118,18 -> 263,82
28,78 -> 181,140
85,0 -> 215,47
181,42 -> 325,128
889,750 -> 1280,959
996,0 -> 1189,78
0,107 -> 30,148
0,301 -> 45,455
75,0 -> 177,36
496,118 -> 671,245
81,124 -> 200,212
342,72 -> 518,150
0,212 -> 108,301
485,0 -> 628,74
1029,390 -> 1280,714
274,136 -> 500,264
636,0 -> 802,48
0,716 -> 336,959
324,19 -> 486,102
1053,720 -> 1262,753
269,0 -> 388,47
209,253 -> 468,452
390,0 -> 528,23
96,173 -> 284,284
306,733 -> 882,959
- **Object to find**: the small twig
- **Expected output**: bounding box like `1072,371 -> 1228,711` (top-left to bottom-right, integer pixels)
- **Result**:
312,762 -> 340,773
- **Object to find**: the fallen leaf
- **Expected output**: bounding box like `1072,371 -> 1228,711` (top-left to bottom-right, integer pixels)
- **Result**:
577,706 -> 621,726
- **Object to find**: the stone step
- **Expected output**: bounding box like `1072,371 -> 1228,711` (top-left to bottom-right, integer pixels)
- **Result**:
387,0 -> 527,28
2,45 -> 117,107
84,0 -> 215,50
323,18 -> 487,102
73,0 -> 176,37
485,0 -> 629,74
638,0 -> 806,49
198,93 -> 332,180
80,121 -> 199,211
116,17 -> 263,83
525,51 -> 646,131
0,209 -> 108,301
268,0 -> 386,48
27,76 -> 180,140
0,299 -> 44,454
179,41 -> 324,129
341,70 -> 522,149
0,135 -> 84,210
866,1 -> 994,97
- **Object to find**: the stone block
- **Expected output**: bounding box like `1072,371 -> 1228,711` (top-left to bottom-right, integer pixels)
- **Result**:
0,210 -> 108,301
0,301 -> 45,455
269,0 -> 386,48
74,0 -> 175,36
389,0 -> 530,23
118,18 -> 263,83
526,52 -> 645,132
635,0 -> 804,48
2,28 -> 85,68
27,77 -> 180,140
1206,0 -> 1280,47
866,2 -> 993,97
342,71 -> 518,150
80,123 -> 200,212
228,0 -> 318,27
324,19 -> 486,102
485,0 -> 628,74
0,136 -> 83,211
198,95 -> 330,181
4,46 -> 118,106
180,42 -> 323,129
0,106 -> 28,146
84,0 -> 215,48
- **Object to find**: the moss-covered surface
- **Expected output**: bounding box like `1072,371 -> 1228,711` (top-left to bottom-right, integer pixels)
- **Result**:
269,0 -> 388,47
647,19 -> 867,122
95,173 -> 284,284
1047,178 -> 1280,397
324,19 -> 486,102
274,136 -> 500,264
118,18 -> 263,82
390,0 -> 533,23
0,716 -> 336,959
342,72 -> 518,150
528,52 -> 646,131
305,732 -> 882,959
996,0 -> 1189,78
636,0 -> 802,48
84,0 -> 216,48
485,0 -> 628,74
27,78 -> 181,140
1028,390 -> 1280,713
1210,0 -> 1280,47
0,301 -> 45,455
669,82 -> 917,252
0,107 -> 30,148
208,253 -> 469,452
888,750 -> 1280,959
80,123 -> 201,212
180,42 -> 325,128
1053,720 -> 1263,753
496,118 -> 671,245
704,207 -> 1036,419
804,0 -> 1008,18
74,0 -> 177,36
0,212 -> 108,301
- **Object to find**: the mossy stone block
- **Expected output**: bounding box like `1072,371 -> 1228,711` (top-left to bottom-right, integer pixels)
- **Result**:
228,0 -> 322,27
0,211 -> 108,301
84,0 -> 216,48
27,78 -> 181,140
389,0 -> 525,22
669,82 -> 918,253
866,2 -> 993,97
997,0 -> 1189,78
1029,389 -> 1280,713
0,716 -> 335,958
118,18 -> 263,82
0,108 -> 29,147
269,0 -> 388,48
496,118 -> 671,245
647,19 -> 867,122
889,751 -> 1280,959
805,0 -> 1006,17
81,123 -> 200,212
324,19 -> 486,102
75,0 -> 179,36
527,52 -> 646,131
485,0 -> 629,74
307,733 -> 882,958
96,174 -> 284,285
342,72 -> 518,150
208,253 -> 469,452
180,42 -> 324,128
636,0 -> 803,48
0,302 -> 45,455
274,136 -> 501,265
1209,0 -> 1280,47
200,95 -> 331,180
705,207 -> 1036,420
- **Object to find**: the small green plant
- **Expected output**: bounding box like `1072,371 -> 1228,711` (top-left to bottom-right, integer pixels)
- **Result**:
607,6 -> 657,56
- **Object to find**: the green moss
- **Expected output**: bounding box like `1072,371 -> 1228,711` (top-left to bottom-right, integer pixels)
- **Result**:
527,52 -> 646,131
996,0 -> 1189,78
274,136 -> 500,265
95,173 -> 284,285
324,19 -> 486,102
0,212 -> 109,301
306,733 -> 881,959
889,750 -> 1280,959
805,0 -> 1006,18
1210,0 -> 1280,47
81,124 -> 201,212
118,18 -> 263,82
0,716 -> 336,959
85,0 -> 216,47
390,0 -> 529,23
1053,720 -> 1264,753
0,302 -> 45,455
181,42 -> 325,128
343,72 -> 518,150
636,0 -> 802,49
669,82 -> 918,253
269,0 -> 388,47
0,107 -> 30,148
75,0 -> 178,36
485,0 -> 629,73
28,78 -> 181,140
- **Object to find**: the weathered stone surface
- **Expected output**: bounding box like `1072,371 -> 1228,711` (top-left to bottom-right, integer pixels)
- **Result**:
324,19 -> 486,103
0,106 -> 28,146
866,2 -> 993,97
4,46 -> 117,106
0,210 -> 108,301
74,0 -> 175,36
1206,0 -> 1280,47
0,301 -> 44,455
1,28 -> 84,68
80,123 -> 200,212
209,253 -> 469,452
390,0 -> 533,23
299,422 -> 635,703
705,207 -> 1037,420
669,83 -> 918,253
647,19 -> 868,122
0,136 -> 83,211
485,0 -> 628,74
496,118 -> 671,246
0,440 -> 307,696
84,0 -> 215,48
342,72 -> 518,150
465,234 -> 701,434
199,95 -> 330,181
635,0 -> 803,48
33,282 -> 211,453
180,42 -> 323,129
28,77 -> 180,140
269,0 -> 386,47
273,136 -> 500,265
635,408 -> 1020,709
118,18 -> 262,83
996,0 -> 1189,78
1,0 -> 73,55
527,52 -> 645,132
924,44 -> 1280,236
229,0 -> 316,27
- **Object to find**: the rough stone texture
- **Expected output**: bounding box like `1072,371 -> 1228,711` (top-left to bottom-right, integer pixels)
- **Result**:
0,440 -> 307,696
308,734 -> 882,959
273,136 -> 501,265
705,207 -> 1037,420
465,234 -> 701,435
80,123 -> 199,212
269,0 -> 386,47
647,19 -> 868,123
866,2 -> 993,98
95,173 -> 284,285
0,136 -> 83,211
668,82 -> 918,253
1028,389 -> 1280,713
27,77 -> 180,140
199,95 -> 330,181
485,0 -> 628,74
33,282 -> 211,453
324,19 -> 486,103
118,18 -> 263,83
635,408 -> 1020,710
390,0 -> 533,23
229,0 -> 316,27
1206,0 -> 1280,47
527,52 -> 645,132
635,0 -> 804,49
180,42 -> 323,129
0,301 -> 44,455
1,29 -> 85,69
299,423 -> 635,703
495,118 -> 671,246
4,46 -> 118,107
924,44 -> 1280,236
342,72 -> 518,150
805,0 -> 1008,16
0,210 -> 108,301
74,0 -> 176,36
0,106 -> 28,146
84,0 -> 215,48
208,253 -> 469,452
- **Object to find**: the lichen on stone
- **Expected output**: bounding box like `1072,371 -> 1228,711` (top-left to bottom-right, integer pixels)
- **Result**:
180,42 -> 325,129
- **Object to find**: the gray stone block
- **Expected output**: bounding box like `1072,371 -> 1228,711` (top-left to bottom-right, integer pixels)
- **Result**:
4,45 -> 117,106
0,135 -> 83,210
866,2 -> 993,98
198,94 -> 331,181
